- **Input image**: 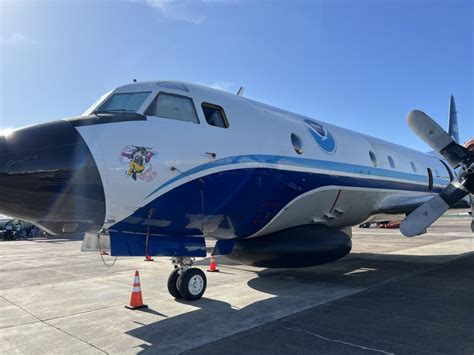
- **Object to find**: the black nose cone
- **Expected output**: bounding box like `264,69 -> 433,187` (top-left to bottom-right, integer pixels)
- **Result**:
0,120 -> 105,234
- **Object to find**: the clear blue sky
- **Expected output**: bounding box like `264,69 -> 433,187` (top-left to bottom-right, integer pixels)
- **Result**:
1,0 -> 472,151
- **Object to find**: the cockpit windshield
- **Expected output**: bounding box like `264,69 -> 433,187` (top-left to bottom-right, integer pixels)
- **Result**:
95,91 -> 151,113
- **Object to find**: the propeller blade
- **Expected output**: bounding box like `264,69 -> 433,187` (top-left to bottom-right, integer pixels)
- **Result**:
400,195 -> 449,237
407,110 -> 471,168
400,181 -> 469,237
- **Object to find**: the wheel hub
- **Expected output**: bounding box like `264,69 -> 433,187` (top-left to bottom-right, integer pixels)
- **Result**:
188,275 -> 204,295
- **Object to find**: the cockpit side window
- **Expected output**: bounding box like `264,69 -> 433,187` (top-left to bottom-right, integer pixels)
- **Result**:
83,90 -> 112,115
201,103 -> 229,128
97,92 -> 151,113
145,93 -> 199,124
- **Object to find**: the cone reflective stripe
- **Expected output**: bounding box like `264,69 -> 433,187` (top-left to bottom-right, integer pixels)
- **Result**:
125,270 -> 147,310
207,256 -> 219,272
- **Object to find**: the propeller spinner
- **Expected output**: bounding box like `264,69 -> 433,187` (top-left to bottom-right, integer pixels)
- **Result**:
400,110 -> 473,237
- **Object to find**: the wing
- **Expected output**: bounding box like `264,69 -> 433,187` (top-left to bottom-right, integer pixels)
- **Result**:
377,193 -> 470,215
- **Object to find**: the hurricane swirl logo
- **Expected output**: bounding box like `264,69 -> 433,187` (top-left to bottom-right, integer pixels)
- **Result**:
305,119 -> 336,154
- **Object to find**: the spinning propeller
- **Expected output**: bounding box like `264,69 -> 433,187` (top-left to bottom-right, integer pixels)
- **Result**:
400,110 -> 474,237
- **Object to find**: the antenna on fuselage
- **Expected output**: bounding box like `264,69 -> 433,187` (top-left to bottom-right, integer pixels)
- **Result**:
237,86 -> 245,97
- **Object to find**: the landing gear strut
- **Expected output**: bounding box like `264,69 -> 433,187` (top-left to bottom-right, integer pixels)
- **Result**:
167,257 -> 207,301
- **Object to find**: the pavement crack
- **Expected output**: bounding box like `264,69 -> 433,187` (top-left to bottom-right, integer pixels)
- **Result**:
1,295 -> 108,354
41,303 -> 132,322
0,319 -> 41,330
284,327 -> 394,354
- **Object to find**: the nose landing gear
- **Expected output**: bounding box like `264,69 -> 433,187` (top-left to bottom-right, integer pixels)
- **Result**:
167,257 -> 207,301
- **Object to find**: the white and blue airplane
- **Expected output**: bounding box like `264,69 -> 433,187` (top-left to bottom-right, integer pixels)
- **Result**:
0,81 -> 472,300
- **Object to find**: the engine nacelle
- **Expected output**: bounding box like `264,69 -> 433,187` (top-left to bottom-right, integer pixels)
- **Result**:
225,225 -> 352,268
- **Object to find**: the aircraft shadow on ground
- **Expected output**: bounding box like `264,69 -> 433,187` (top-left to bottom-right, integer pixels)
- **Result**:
125,251 -> 473,353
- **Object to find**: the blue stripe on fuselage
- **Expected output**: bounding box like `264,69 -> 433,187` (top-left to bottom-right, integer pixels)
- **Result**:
145,154 -> 448,200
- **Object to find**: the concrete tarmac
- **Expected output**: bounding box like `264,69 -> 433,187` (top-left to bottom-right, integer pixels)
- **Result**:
0,217 -> 472,354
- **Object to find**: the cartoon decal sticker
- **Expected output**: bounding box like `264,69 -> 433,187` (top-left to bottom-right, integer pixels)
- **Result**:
304,119 -> 336,154
120,146 -> 158,182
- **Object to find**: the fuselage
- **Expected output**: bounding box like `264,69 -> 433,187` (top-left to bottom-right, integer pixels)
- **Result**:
81,81 -> 452,238
0,80 -> 454,238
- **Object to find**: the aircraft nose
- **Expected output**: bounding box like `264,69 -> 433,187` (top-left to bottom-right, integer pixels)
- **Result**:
0,121 -> 105,234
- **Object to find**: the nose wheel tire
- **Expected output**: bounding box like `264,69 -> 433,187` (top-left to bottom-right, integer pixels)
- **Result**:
167,268 -> 182,299
177,268 -> 207,301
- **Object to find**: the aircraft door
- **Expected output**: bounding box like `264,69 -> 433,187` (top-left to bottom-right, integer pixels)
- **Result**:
427,168 -> 433,191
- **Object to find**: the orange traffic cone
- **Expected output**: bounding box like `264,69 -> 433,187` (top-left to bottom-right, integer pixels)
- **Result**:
125,270 -> 148,310
207,256 -> 219,272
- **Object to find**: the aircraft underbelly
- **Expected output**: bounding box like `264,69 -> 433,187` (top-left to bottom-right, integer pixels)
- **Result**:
251,186 -> 384,237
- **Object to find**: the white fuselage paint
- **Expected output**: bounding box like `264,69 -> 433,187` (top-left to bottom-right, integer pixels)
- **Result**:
75,81 -> 452,238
